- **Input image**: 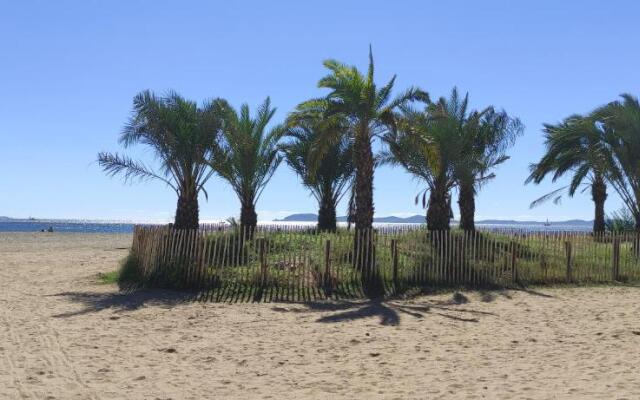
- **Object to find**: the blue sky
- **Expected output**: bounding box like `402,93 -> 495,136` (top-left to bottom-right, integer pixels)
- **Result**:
1,0 -> 638,222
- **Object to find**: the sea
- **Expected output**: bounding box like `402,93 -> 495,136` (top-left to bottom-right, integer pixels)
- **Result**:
0,219 -> 593,233
0,220 -> 134,233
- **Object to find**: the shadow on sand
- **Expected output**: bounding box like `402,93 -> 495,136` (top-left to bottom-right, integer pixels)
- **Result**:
50,285 -> 556,325
49,289 -> 194,318
270,291 -> 501,326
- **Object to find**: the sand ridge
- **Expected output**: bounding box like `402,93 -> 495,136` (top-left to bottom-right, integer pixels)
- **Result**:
0,233 -> 639,399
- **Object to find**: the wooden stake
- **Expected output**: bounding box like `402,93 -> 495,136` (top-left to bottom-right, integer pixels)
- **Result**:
324,239 -> 332,295
391,239 -> 399,292
511,240 -> 518,284
565,241 -> 573,283
612,237 -> 620,281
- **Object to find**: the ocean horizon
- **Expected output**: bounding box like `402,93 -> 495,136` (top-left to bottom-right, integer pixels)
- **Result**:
0,218 -> 593,233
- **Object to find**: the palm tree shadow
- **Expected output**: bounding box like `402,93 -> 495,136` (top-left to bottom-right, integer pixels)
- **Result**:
49,289 -> 194,318
273,295 -> 493,326
314,301 -> 401,326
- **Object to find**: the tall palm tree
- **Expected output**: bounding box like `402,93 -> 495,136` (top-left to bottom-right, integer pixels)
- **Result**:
302,46 -> 428,231
526,114 -> 611,234
98,90 -> 223,229
210,97 -> 284,234
452,92 -> 523,231
282,105 -> 353,231
595,93 -> 640,231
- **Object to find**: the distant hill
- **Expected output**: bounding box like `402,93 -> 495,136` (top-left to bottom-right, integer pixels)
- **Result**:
476,219 -> 592,226
276,213 -> 593,226
276,213 -> 318,222
277,213 -> 426,223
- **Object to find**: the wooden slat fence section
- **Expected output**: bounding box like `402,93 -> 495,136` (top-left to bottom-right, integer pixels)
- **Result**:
128,226 -> 640,301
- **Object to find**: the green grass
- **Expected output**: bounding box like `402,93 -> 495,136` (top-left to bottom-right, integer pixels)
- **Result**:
97,270 -> 119,284
98,251 -> 143,286
199,228 -> 640,286
124,227 -> 640,301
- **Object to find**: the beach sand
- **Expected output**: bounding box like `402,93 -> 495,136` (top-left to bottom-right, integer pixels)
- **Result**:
0,232 -> 639,399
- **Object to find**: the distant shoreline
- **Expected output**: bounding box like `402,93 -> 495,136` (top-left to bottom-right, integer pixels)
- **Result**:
2,215 -> 594,225
0,219 -> 592,233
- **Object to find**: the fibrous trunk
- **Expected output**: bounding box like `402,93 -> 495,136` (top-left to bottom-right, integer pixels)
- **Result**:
174,188 -> 199,230
591,175 -> 607,234
240,201 -> 257,239
317,198 -> 337,232
458,181 -> 476,231
353,125 -> 381,296
354,126 -> 375,230
427,183 -> 451,232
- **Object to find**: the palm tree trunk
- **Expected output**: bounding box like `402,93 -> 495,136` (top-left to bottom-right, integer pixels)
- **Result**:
174,188 -> 199,230
353,126 -> 381,296
240,201 -> 257,236
354,128 -> 375,230
591,176 -> 607,234
317,198 -> 337,232
458,181 -> 476,231
634,189 -> 640,233
427,180 -> 451,231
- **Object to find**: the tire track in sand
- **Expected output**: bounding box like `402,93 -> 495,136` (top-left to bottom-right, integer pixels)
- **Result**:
0,277 -> 99,400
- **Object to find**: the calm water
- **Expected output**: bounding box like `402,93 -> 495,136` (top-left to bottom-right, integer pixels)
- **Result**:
0,221 -> 134,233
0,220 -> 592,234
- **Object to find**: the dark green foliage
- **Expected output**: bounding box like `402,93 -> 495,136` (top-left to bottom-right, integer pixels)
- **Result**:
210,98 -> 284,234
283,103 -> 354,231
384,88 -> 522,231
595,94 -> 640,231
606,208 -> 636,232
526,114 -> 611,233
98,91 -> 225,229
301,46 -> 428,231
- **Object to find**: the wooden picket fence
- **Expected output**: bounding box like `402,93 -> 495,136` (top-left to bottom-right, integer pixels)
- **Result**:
130,225 -> 640,301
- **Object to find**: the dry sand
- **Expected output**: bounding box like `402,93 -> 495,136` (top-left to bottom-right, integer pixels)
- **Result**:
0,232 -> 639,400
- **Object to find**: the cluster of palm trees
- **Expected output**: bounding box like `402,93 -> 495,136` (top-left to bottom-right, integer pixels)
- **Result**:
98,48 -> 639,236
526,94 -> 640,233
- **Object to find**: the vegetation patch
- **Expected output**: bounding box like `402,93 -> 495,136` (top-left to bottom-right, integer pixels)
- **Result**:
97,270 -> 119,285
97,251 -> 143,287
117,251 -> 143,285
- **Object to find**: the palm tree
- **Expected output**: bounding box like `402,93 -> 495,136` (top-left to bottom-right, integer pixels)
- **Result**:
385,88 -> 521,231
452,92 -> 523,231
303,46 -> 428,231
282,105 -> 353,231
526,114 -> 611,234
595,93 -> 640,231
210,97 -> 284,235
98,90 -> 223,229
383,98 -> 458,231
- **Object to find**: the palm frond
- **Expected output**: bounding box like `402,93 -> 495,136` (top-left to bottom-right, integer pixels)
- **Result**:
98,152 -> 177,191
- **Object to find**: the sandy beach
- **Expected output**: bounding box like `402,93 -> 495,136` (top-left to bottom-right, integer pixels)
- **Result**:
0,232 -> 639,399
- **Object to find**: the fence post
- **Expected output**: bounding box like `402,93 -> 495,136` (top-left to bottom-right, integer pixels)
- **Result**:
612,237 -> 620,281
511,241 -> 518,284
391,239 -> 399,292
565,241 -> 573,282
258,238 -> 267,286
324,239 -> 332,296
